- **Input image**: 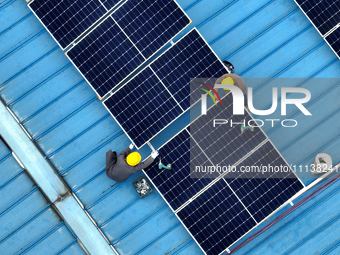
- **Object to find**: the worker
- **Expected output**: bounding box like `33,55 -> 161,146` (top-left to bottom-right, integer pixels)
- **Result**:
106,144 -> 158,182
215,73 -> 248,108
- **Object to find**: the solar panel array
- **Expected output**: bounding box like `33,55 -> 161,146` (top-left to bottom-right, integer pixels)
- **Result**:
28,0 -> 122,49
144,95 -> 304,255
294,0 -> 340,58
103,29 -> 227,148
67,0 -> 191,98
30,1 -> 305,253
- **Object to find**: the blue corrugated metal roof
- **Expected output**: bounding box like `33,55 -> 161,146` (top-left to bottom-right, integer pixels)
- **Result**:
0,138 -> 85,254
1,0 -> 340,254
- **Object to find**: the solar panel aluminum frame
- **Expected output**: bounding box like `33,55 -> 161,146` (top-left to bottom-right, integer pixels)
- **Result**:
293,0 -> 340,59
65,0 -> 191,99
27,0 -> 126,51
102,28 -> 229,149
143,94 -> 305,255
294,0 -> 340,37
324,26 -> 340,59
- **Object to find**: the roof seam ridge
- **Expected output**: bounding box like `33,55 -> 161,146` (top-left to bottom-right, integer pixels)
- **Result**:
98,197 -> 141,228
242,181 -> 340,254
209,0 -> 276,46
293,131 -> 340,166
0,0 -> 16,12
85,174 -> 131,210
267,80 -> 340,137
0,28 -> 45,63
251,40 -> 325,93
0,46 -> 59,89
110,205 -> 168,244
0,151 -> 12,164
55,239 -> 79,255
318,239 -> 340,255
196,0 -> 238,29
282,211 -> 340,255
0,204 -> 51,244
260,58 -> 338,121
16,221 -> 65,255
183,0 -> 202,12
133,222 -> 182,255
0,11 -> 33,36
32,96 -> 97,142
239,24 -> 312,76
46,114 -> 111,158
7,63 -> 73,108
59,129 -> 124,176
85,171 -> 142,210
0,168 -> 25,189
169,239 -> 195,255
0,186 -> 38,219
269,41 -> 325,79
72,169 -> 105,193
221,7 -> 299,61
20,80 -> 86,125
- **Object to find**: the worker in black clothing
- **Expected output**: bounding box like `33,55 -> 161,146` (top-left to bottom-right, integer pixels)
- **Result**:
106,143 -> 158,182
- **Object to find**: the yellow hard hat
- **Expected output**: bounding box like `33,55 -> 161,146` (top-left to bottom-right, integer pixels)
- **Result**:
126,152 -> 141,166
221,77 -> 234,90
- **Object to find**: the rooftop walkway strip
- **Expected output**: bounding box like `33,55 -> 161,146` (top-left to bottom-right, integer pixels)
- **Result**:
0,101 -> 115,255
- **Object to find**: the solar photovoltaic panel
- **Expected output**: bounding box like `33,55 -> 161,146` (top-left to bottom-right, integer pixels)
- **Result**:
113,0 -> 192,59
28,0 -> 122,49
144,95 -> 304,254
144,129 -> 219,211
295,0 -> 340,35
150,28 -> 227,110
67,0 -> 191,98
177,179 -> 257,255
103,67 -> 183,148
225,141 -> 304,222
103,28 -> 228,148
190,95 -> 267,167
67,17 -> 145,98
325,26 -> 340,57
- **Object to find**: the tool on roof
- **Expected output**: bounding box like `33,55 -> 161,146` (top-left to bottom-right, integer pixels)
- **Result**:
240,125 -> 255,137
159,156 -> 172,176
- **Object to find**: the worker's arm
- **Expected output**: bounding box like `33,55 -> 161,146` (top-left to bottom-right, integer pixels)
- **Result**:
133,157 -> 155,172
119,147 -> 131,157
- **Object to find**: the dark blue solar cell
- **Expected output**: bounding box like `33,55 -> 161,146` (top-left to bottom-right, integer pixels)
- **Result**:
295,0 -> 340,35
29,0 -> 107,49
100,0 -> 121,10
177,179 -> 257,255
326,26 -> 340,57
151,29 -> 227,110
103,67 -> 183,148
67,17 -> 145,98
145,129 -> 219,211
190,95 -> 267,167
225,141 -> 304,222
113,0 -> 191,59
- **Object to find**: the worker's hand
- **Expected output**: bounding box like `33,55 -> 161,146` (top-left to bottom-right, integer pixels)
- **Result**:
151,150 -> 159,159
129,143 -> 134,150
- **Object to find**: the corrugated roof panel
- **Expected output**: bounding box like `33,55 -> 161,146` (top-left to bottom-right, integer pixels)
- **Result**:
0,139 -> 85,255
1,0 -> 340,254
